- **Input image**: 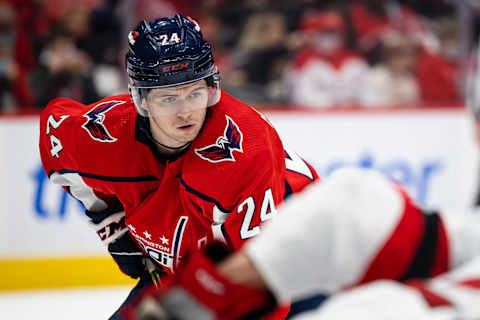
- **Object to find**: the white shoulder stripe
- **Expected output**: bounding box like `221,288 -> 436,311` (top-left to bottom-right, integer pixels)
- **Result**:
50,171 -> 108,212
211,224 -> 227,245
213,205 -> 230,224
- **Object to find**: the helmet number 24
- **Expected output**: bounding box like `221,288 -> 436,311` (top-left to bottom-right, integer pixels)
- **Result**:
159,33 -> 180,46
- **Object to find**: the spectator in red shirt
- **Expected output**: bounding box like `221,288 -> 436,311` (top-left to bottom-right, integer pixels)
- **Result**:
416,17 -> 462,104
286,10 -> 369,108
348,0 -> 438,64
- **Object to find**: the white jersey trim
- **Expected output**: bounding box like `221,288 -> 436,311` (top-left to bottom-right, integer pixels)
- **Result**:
50,171 -> 108,212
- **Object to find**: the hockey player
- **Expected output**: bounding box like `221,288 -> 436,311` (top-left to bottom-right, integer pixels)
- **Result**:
127,168 -> 480,320
38,14 -> 317,320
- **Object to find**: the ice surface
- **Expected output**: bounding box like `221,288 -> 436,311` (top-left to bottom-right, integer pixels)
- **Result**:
0,286 -> 132,319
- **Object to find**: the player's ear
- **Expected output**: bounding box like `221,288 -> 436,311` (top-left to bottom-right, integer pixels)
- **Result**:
140,98 -> 149,112
140,94 -> 154,116
140,88 -> 154,114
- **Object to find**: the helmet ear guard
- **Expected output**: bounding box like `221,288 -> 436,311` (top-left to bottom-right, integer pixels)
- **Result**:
126,14 -> 221,116
128,81 -> 149,117
206,70 -> 221,106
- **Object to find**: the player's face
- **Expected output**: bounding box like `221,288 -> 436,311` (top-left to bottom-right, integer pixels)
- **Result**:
144,80 -> 208,148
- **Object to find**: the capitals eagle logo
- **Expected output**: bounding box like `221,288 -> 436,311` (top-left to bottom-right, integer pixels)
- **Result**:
195,115 -> 243,162
82,101 -> 125,142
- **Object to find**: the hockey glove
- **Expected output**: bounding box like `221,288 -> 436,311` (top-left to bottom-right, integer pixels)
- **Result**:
127,242 -> 276,320
87,210 -> 162,279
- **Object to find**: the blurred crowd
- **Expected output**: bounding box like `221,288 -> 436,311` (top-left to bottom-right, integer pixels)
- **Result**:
1,0 -> 478,112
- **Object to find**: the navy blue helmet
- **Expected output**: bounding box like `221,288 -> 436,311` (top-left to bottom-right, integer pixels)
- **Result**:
126,14 -> 220,116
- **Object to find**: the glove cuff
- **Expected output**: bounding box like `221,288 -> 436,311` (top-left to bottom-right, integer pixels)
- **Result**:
88,211 -> 127,245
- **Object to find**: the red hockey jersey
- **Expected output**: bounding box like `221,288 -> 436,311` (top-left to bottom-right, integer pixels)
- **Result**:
39,91 -> 318,276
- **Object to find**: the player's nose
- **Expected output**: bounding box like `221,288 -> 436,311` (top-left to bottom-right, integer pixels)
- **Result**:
176,113 -> 192,123
175,100 -> 196,116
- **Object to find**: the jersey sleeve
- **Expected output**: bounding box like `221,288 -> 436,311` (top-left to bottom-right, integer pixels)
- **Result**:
39,98 -> 81,175
223,153 -> 285,249
284,148 -> 319,197
180,147 -> 286,250
39,98 -> 125,244
179,109 -> 289,250
220,147 -> 320,249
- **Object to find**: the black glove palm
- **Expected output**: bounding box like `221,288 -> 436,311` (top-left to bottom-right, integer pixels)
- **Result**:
108,232 -> 147,279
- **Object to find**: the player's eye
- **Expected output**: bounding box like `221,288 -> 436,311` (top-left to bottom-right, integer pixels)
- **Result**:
162,96 -> 177,104
189,91 -> 201,99
188,88 -> 207,101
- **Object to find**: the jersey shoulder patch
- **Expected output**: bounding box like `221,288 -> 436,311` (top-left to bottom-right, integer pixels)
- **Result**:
81,100 -> 126,143
193,92 -> 279,163
194,115 -> 243,163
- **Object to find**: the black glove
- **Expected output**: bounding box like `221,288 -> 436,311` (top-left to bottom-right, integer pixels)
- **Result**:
87,209 -> 163,279
108,231 -> 149,279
